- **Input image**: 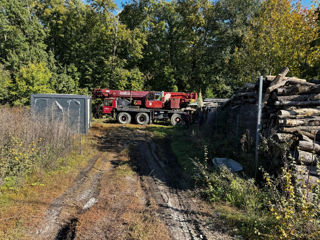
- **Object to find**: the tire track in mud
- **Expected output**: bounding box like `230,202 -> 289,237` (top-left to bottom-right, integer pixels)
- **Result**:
32,124 -> 230,240
132,129 -> 231,240
34,154 -> 110,240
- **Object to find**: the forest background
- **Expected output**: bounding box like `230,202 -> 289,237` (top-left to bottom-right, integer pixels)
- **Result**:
0,0 -> 320,105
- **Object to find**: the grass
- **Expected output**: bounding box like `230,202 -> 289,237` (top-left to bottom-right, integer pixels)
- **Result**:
0,137 -> 95,239
0,107 -> 97,239
146,125 -> 204,172
145,123 -> 320,239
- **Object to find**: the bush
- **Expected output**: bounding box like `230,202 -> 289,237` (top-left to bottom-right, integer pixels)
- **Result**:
263,164 -> 320,239
192,146 -> 263,212
192,143 -> 320,239
0,107 -> 74,187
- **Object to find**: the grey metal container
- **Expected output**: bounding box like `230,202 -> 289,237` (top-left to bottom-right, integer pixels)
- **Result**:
31,94 -> 91,134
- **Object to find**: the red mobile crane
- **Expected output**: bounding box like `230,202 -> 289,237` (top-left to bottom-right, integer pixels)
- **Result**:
92,89 -> 197,125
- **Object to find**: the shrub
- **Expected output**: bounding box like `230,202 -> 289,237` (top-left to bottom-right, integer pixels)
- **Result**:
263,164 -> 320,239
192,145 -> 263,212
0,107 -> 74,187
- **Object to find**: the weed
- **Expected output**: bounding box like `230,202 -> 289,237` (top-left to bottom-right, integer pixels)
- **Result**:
148,122 -> 320,239
0,107 -> 75,186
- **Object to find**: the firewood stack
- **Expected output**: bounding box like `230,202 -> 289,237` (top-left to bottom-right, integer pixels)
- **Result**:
222,67 -> 320,179
263,68 -> 320,167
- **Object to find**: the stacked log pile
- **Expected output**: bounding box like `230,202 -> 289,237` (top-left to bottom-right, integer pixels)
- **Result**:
264,68 -> 320,167
221,67 -> 320,179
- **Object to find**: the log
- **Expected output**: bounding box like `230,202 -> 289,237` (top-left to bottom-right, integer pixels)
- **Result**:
299,134 -> 313,142
276,94 -> 320,102
294,171 -> 319,186
285,78 -> 312,86
266,67 -> 290,93
278,119 -> 305,127
266,75 -> 276,81
298,140 -> 320,154
278,108 -> 320,118
275,84 -> 320,96
278,118 -> 320,127
274,129 -> 320,142
301,131 -> 316,141
296,150 -> 317,164
296,130 -> 320,142
273,133 -> 296,142
233,91 -> 257,98
280,126 -> 320,134
274,100 -> 320,107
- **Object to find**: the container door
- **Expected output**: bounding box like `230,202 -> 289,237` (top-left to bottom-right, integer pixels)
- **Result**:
68,99 -> 81,133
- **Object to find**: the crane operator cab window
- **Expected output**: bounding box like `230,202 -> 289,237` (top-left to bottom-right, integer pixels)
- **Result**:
155,92 -> 162,100
147,93 -> 155,100
147,92 -> 162,101
104,99 -> 113,107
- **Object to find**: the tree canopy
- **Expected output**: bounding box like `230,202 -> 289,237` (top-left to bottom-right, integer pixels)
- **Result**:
0,0 -> 319,104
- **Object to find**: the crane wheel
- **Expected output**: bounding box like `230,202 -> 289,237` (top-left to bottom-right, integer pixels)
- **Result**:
170,113 -> 185,126
135,112 -> 149,125
117,112 -> 131,124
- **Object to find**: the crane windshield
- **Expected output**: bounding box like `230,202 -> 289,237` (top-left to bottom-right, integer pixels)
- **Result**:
104,99 -> 113,107
147,92 -> 161,100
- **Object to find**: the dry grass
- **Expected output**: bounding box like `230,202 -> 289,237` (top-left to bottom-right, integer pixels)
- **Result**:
0,120 -> 172,239
75,133 -> 171,240
0,106 -> 74,185
0,106 -> 96,239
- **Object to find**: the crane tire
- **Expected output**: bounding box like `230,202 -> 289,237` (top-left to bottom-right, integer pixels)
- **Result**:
117,112 -> 132,124
136,112 -> 149,125
171,113 -> 185,126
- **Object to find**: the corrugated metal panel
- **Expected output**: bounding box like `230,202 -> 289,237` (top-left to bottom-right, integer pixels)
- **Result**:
31,94 -> 91,134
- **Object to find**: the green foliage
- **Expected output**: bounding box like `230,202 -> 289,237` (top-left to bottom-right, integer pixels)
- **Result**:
52,64 -> 80,93
149,123 -> 320,239
112,67 -> 145,90
192,146 -> 263,211
0,0 -> 320,102
0,107 -> 75,187
263,164 -> 320,239
0,0 -> 52,72
0,135 -> 40,184
0,65 -> 12,104
13,62 -> 54,105
236,0 -> 319,78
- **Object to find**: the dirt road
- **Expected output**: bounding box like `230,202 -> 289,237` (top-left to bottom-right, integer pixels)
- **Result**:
33,123 -> 231,240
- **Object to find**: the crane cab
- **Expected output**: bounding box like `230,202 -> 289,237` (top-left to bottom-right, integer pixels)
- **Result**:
103,98 -> 116,114
145,92 -> 163,108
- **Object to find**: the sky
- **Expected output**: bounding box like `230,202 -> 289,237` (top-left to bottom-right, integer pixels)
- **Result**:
301,0 -> 314,8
